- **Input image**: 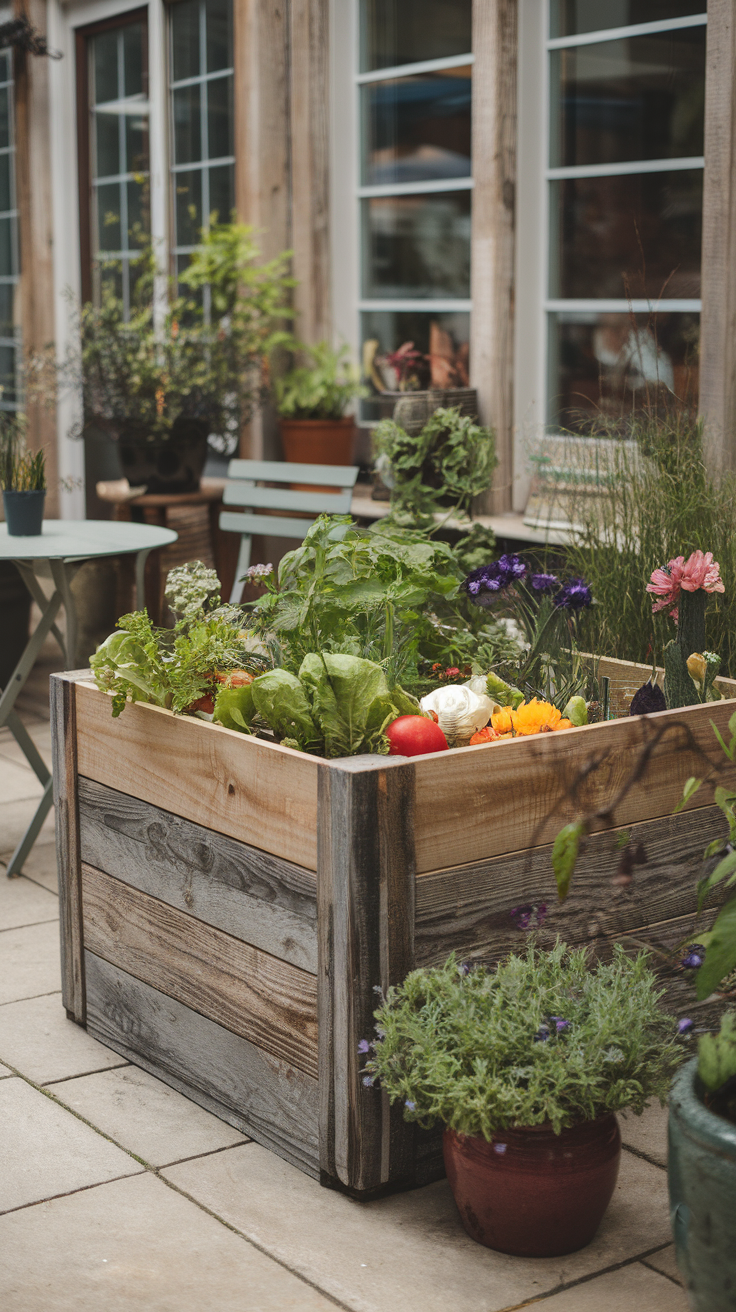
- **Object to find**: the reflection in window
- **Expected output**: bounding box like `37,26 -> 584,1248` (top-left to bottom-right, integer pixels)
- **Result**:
0,51 -> 19,410
362,192 -> 471,300
361,67 -> 471,185
87,19 -> 150,313
550,1 -> 704,40
360,0 -> 471,73
169,0 -> 234,288
362,310 -> 470,421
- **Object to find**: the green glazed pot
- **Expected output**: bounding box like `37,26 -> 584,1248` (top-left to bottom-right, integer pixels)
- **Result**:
668,1058 -> 736,1310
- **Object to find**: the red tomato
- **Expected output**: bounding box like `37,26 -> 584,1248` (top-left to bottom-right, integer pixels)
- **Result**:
386,715 -> 448,757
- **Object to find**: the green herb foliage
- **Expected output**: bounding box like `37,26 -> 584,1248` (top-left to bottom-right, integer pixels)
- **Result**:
364,944 -> 684,1138
374,407 -> 497,519
0,414 -> 46,492
273,341 -> 366,420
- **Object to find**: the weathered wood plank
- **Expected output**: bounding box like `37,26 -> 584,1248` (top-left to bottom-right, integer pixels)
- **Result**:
78,778 -> 317,973
415,805 -> 729,968
50,671 -> 91,1022
74,681 -> 319,869
413,698 -> 736,874
85,951 -> 319,1177
318,760 -> 417,1196
81,865 -> 318,1077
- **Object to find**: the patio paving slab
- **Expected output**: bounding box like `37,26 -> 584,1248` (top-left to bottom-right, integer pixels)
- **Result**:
532,1260 -> 688,1310
620,1102 -> 669,1169
0,1171 -> 339,1311
0,1061 -> 11,1077
0,1078 -> 141,1213
0,993 -> 129,1084
163,1140 -> 674,1312
0,795 -> 55,857
642,1245 -> 682,1283
3,839 -> 60,892
48,1064 -> 249,1167
0,756 -> 48,803
0,721 -> 53,770
0,920 -> 61,1005
0,873 -> 58,931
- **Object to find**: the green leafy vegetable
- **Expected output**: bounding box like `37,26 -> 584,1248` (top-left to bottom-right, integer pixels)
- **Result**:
552,821 -> 585,901
213,683 -> 255,733
697,1012 -> 736,1092
250,669 -> 323,754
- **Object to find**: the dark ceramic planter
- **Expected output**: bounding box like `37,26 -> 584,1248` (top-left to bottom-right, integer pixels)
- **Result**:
3,489 -> 46,536
117,417 -> 211,494
668,1058 -> 736,1311
443,1116 -> 621,1256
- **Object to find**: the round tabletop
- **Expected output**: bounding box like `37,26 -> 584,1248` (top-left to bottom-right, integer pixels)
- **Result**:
0,519 -> 177,561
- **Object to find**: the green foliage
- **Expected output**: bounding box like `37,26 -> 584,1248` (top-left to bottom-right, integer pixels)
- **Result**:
451,523 -> 498,574
164,561 -> 222,623
0,414 -> 46,492
552,822 -> 585,900
364,944 -> 684,1138
273,341 -> 366,420
565,411 -> 736,674
698,1012 -> 736,1093
374,407 -> 497,519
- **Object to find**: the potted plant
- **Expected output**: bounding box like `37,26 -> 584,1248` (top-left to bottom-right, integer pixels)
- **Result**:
0,413 -> 46,536
55,223 -> 294,495
373,406 -> 496,525
273,341 -> 365,465
362,333 -> 477,429
361,943 -> 684,1255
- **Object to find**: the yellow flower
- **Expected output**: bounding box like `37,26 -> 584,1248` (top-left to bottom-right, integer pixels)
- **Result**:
686,653 -> 706,685
491,699 -> 573,737
491,706 -> 515,736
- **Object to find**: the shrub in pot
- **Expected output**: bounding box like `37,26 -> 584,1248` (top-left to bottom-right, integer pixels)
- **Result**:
0,414 -> 46,536
362,943 -> 684,1256
273,342 -> 365,466
373,406 -> 497,524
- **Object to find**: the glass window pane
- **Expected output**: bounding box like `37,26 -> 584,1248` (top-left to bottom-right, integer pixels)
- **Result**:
550,3 -> 704,39
547,309 -> 699,426
125,111 -> 148,174
551,29 -> 705,169
360,309 -> 470,418
0,217 -> 15,277
95,182 -> 122,253
174,169 -> 203,246
207,75 -> 234,160
360,0 -> 472,73
94,260 -> 124,304
208,163 -> 234,223
0,343 -> 17,404
0,52 -> 11,84
0,153 -> 11,212
122,22 -> 144,97
362,192 -> 471,299
361,68 -> 471,185
173,85 -> 201,164
550,169 -> 702,300
94,30 -> 120,104
95,111 -> 120,179
172,0 -> 201,82
0,283 -> 15,336
127,179 -> 148,245
0,88 -> 9,151
206,0 -> 232,72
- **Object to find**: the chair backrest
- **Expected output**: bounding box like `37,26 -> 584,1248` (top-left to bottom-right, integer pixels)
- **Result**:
219,458 -> 359,602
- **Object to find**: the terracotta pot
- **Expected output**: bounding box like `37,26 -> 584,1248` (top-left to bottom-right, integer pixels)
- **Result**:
280,417 -> 355,466
443,1115 -> 621,1256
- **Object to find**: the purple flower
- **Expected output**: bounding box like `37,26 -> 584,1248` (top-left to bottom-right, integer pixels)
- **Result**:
358,1039 -> 372,1054
457,962 -> 472,977
462,567 -> 487,597
497,553 -> 528,584
678,1018 -> 694,1035
362,1075 -> 376,1088
681,945 -> 705,970
405,1100 -> 416,1111
555,577 -> 593,611
530,572 -> 559,593
534,1024 -> 551,1043
242,563 -> 273,580
551,1016 -> 570,1033
462,555 -> 528,598
493,1143 -> 507,1155
511,903 -> 547,931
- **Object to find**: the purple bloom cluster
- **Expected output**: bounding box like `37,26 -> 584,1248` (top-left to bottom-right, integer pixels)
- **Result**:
678,1018 -> 694,1035
530,572 -> 559,593
462,554 -> 527,597
511,903 -> 548,931
681,944 -> 706,970
554,577 -> 593,611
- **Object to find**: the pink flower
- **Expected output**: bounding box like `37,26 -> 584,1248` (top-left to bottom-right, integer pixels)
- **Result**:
679,550 -> 724,595
647,557 -> 684,615
647,551 -> 724,618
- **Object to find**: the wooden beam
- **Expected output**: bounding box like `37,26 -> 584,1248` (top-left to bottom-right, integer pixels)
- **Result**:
81,864 -> 319,1076
470,0 -> 518,514
289,0 -> 330,344
700,0 -> 736,471
50,671 -> 89,1022
318,759 -> 416,1196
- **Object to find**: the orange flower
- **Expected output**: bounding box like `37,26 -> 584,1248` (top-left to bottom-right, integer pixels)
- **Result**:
491,706 -> 515,735
490,699 -> 573,738
469,725 -> 500,746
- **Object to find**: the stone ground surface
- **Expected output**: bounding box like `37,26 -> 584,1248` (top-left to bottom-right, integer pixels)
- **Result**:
0,639 -> 689,1311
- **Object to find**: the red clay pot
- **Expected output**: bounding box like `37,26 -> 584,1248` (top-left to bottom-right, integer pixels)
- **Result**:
280,417 -> 355,466
443,1115 -> 621,1256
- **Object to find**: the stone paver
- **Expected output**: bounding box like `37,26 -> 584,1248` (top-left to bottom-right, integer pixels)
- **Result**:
0,1062 -> 11,1077
531,1261 -> 688,1311
0,875 -> 58,932
4,840 -> 59,892
0,993 -> 129,1084
0,1078 -> 141,1213
0,1172 -> 339,1311
0,796 -> 55,858
163,1141 -> 673,1312
643,1245 -> 682,1283
620,1101 -> 669,1168
49,1065 -> 248,1167
0,722 -> 53,770
0,921 -> 61,1005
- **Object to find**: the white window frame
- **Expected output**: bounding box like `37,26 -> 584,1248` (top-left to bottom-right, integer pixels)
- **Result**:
513,0 -> 707,510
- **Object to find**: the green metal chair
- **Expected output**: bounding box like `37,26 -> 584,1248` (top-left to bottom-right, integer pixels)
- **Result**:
220,458 -> 359,602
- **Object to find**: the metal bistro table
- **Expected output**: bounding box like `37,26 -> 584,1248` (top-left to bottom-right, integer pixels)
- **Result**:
0,519 -> 177,876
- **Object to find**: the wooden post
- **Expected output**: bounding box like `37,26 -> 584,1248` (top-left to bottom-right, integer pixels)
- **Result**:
318,759 -> 417,1196
289,0 -> 331,345
50,670 -> 89,1023
699,0 -> 736,472
13,0 -> 59,515
470,0 -> 518,514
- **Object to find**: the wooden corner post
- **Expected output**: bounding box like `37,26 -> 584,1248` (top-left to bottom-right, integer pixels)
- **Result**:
318,759 -> 417,1197
50,671 -> 88,1024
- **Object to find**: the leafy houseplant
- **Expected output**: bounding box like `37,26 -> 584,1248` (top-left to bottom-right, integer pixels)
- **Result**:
273,341 -> 365,466
373,406 -> 496,523
0,414 -> 47,536
60,223 -> 294,494
362,944 -> 683,1256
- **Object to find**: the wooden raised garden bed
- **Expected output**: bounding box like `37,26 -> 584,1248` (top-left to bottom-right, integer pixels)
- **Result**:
51,661 -> 736,1198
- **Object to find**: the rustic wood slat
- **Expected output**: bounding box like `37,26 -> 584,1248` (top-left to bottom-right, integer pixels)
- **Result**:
74,682 -> 319,869
85,951 -> 319,1176
81,865 -> 318,1077
78,778 -> 317,973
413,698 -> 736,874
318,760 -> 417,1196
415,805 -> 728,968
50,671 -> 91,1022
